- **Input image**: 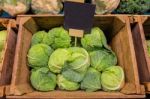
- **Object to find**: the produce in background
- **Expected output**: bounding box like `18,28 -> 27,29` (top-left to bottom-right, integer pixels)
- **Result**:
81,27 -> 109,51
0,30 -> 7,62
31,31 -> 52,46
2,0 -> 31,16
48,27 -> 71,49
48,49 -> 70,73
81,67 -> 101,92
92,0 -> 120,14
30,67 -> 57,91
116,0 -> 150,14
31,0 -> 63,14
90,48 -> 117,72
147,40 -> 150,57
27,44 -> 53,68
57,74 -> 80,91
101,66 -> 125,91
0,1 -> 2,13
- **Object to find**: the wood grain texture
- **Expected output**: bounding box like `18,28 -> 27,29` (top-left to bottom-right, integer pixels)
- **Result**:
132,16 -> 150,94
0,86 -> 4,97
7,91 -> 145,99
8,15 -> 144,98
0,19 -> 17,98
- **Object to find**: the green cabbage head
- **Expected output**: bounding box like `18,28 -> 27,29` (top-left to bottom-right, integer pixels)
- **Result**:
90,49 -> 117,72
48,27 -> 71,49
101,66 -> 125,91
30,67 -> 57,91
57,74 -> 80,91
48,49 -> 70,73
27,44 -> 53,68
0,30 -> 7,51
81,27 -> 108,51
62,68 -> 86,83
66,47 -> 90,72
61,47 -> 90,82
31,31 -> 53,46
81,67 -> 101,92
147,40 -> 150,57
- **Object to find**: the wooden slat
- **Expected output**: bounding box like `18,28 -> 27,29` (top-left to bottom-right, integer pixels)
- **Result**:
0,19 -> 17,98
0,86 -> 4,97
10,18 -> 34,95
132,16 -> 150,93
7,91 -> 145,99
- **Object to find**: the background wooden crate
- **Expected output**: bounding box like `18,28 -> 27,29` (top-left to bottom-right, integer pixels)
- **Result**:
7,15 -> 145,98
0,19 -> 17,97
131,16 -> 150,94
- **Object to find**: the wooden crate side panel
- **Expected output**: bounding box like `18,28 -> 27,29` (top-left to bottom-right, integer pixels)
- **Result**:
132,22 -> 150,83
123,16 -> 141,94
0,20 -> 9,76
6,91 -> 145,99
111,17 -> 141,94
10,27 -> 33,95
140,16 -> 150,93
142,16 -> 150,75
0,21 -> 17,85
10,18 -> 35,95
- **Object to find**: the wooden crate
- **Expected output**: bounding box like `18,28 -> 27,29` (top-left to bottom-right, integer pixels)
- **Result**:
131,16 -> 150,94
0,19 -> 17,97
7,15 -> 145,98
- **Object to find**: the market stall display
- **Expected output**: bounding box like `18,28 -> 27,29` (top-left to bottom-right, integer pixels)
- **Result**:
0,0 -> 149,98
6,15 -> 145,98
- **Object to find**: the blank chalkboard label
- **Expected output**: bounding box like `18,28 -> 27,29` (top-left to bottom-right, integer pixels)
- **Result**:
64,1 -> 95,35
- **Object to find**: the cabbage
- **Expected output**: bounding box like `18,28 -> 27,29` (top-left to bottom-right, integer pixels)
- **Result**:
147,40 -> 150,57
66,47 -> 90,72
81,27 -> 108,51
27,44 -> 53,68
31,31 -> 53,46
57,74 -> 80,91
62,68 -> 86,83
0,30 -> 7,63
101,66 -> 125,91
81,67 -> 101,92
31,0 -> 63,14
0,30 -> 7,52
30,67 -> 57,91
48,49 -> 70,73
48,27 -> 71,49
90,48 -> 117,72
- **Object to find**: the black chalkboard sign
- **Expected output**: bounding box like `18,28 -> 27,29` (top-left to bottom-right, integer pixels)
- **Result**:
64,1 -> 95,33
